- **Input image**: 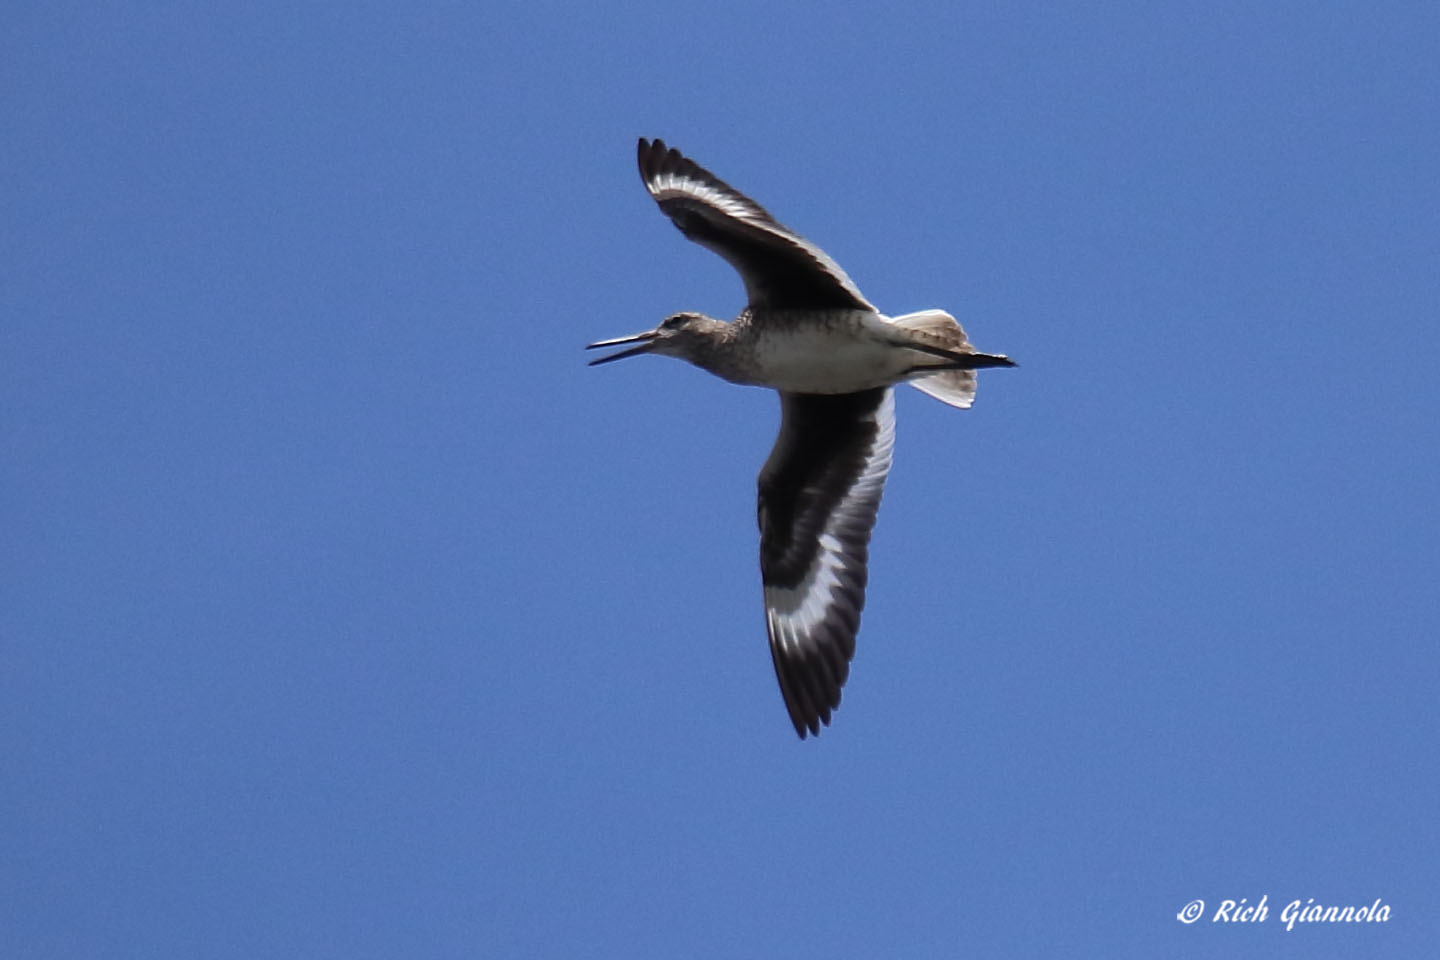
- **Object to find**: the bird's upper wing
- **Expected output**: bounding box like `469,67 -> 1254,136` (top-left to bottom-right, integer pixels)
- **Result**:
637,138 -> 875,312
758,387 -> 894,737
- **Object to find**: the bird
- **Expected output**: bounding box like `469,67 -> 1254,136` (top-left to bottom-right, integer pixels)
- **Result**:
587,138 -> 1014,738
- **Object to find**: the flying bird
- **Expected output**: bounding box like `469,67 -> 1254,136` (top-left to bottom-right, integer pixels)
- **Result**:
588,138 -> 1014,738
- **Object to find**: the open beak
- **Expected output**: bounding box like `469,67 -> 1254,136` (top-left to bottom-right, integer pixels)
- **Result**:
585,329 -> 660,366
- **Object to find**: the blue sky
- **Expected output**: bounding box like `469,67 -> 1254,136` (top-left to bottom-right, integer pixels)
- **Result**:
4,2 -> 1437,957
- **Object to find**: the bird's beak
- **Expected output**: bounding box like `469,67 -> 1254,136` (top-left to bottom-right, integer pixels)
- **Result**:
585,329 -> 660,366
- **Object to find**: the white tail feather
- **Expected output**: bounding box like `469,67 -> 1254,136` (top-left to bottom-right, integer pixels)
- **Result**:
888,310 -> 977,409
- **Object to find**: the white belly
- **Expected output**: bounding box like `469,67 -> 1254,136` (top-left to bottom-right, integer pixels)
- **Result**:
738,312 -> 912,394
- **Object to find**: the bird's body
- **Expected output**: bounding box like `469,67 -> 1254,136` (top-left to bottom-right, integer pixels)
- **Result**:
589,138 -> 1014,738
665,307 -> 944,394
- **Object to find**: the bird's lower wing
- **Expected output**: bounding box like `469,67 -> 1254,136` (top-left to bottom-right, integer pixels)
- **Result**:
757,388 -> 895,737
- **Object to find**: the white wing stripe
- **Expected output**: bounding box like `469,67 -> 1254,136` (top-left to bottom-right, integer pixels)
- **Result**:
650,172 -> 757,221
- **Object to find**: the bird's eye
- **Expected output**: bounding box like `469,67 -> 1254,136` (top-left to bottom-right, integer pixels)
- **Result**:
662,315 -> 686,330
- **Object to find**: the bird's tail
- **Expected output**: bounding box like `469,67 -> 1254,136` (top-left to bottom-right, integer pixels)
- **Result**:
888,310 -> 1010,409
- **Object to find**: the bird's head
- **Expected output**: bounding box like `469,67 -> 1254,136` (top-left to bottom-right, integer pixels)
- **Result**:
585,312 -> 720,366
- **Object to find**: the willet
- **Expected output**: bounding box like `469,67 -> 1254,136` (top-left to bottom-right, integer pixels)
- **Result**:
588,138 -> 1015,738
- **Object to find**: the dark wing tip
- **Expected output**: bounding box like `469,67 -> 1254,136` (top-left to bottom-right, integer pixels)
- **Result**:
769,619 -> 856,740
636,137 -> 659,181
636,137 -> 782,221
638,137 -> 683,188
768,636 -> 829,739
